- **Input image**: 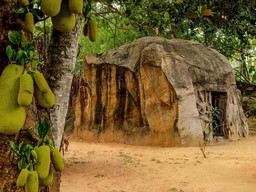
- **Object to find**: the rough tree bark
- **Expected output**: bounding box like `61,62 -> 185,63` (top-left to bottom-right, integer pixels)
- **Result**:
45,15 -> 82,150
44,15 -> 82,191
0,1 -> 28,191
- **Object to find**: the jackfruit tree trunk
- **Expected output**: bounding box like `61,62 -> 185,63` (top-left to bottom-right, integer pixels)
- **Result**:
45,15 -> 82,149
43,15 -> 82,192
0,1 -> 26,191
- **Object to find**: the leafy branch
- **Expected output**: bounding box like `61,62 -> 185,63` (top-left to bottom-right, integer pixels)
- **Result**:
9,119 -> 53,170
5,30 -> 42,67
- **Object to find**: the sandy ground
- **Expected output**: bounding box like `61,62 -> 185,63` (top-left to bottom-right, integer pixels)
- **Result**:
60,135 -> 256,192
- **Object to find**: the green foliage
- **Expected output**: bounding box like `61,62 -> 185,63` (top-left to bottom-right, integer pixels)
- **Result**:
5,30 -> 41,66
9,120 -> 53,170
12,1 -> 44,21
83,0 -> 254,58
211,106 -> 221,136
36,120 -> 49,140
203,106 -> 221,142
9,140 -> 34,170
29,8 -> 45,20
8,30 -> 22,45
12,5 -> 26,14
9,0 -> 255,85
76,14 -> 145,74
76,0 -> 256,86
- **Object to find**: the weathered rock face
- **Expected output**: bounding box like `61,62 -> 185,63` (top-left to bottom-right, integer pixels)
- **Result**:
73,37 -> 248,146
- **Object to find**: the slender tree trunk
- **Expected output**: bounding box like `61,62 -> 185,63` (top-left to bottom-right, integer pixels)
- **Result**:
42,15 -> 82,192
45,15 -> 82,150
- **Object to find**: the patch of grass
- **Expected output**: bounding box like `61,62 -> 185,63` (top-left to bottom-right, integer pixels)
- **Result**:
68,156 -> 78,161
194,160 -> 202,166
168,187 -> 185,192
134,153 -> 143,157
87,150 -> 96,155
94,173 -> 104,178
118,151 -> 133,163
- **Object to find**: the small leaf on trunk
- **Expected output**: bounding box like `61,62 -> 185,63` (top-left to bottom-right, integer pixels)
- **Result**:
18,157 -> 28,170
36,120 -> 49,139
12,5 -> 25,14
8,30 -> 22,45
9,141 -> 17,152
6,45 -> 14,61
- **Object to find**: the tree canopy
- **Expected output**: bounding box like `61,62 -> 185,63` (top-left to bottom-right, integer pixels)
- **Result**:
75,0 -> 256,83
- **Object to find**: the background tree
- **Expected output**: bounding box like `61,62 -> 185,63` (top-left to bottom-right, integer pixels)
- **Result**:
77,0 -> 256,83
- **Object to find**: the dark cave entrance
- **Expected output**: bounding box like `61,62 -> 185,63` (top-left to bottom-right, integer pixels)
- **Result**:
211,92 -> 227,138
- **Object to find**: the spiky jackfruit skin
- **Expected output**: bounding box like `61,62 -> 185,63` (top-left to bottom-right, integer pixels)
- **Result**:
16,168 -> 29,187
17,73 -> 34,107
24,13 -> 34,33
34,85 -> 56,108
39,170 -> 54,186
20,0 -> 29,6
51,147 -> 64,171
25,171 -> 38,192
40,0 -> 62,17
68,0 -> 83,13
88,20 -> 97,42
34,145 -> 51,179
34,70 -> 50,93
33,70 -> 56,108
51,0 -> 76,32
0,64 -> 26,135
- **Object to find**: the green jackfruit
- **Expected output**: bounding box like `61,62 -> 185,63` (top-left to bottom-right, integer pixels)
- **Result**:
0,64 -> 26,135
34,85 -> 56,108
51,0 -> 76,32
33,70 -> 55,108
20,0 -> 29,6
83,22 -> 88,36
31,149 -> 38,160
21,32 -> 27,48
51,147 -> 64,171
68,0 -> 83,14
17,73 -> 34,107
25,171 -> 38,192
88,20 -> 97,42
40,0 -> 62,17
16,168 -> 29,187
39,170 -> 54,186
24,12 -> 34,33
34,145 -> 51,179
34,70 -> 50,93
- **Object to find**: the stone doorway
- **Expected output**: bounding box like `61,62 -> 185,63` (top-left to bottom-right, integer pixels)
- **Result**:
212,92 -> 227,138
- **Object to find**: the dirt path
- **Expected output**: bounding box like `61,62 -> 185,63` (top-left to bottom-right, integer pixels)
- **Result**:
60,136 -> 256,192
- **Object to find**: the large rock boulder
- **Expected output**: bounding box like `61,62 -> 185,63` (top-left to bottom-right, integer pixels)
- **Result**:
72,37 -> 248,146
